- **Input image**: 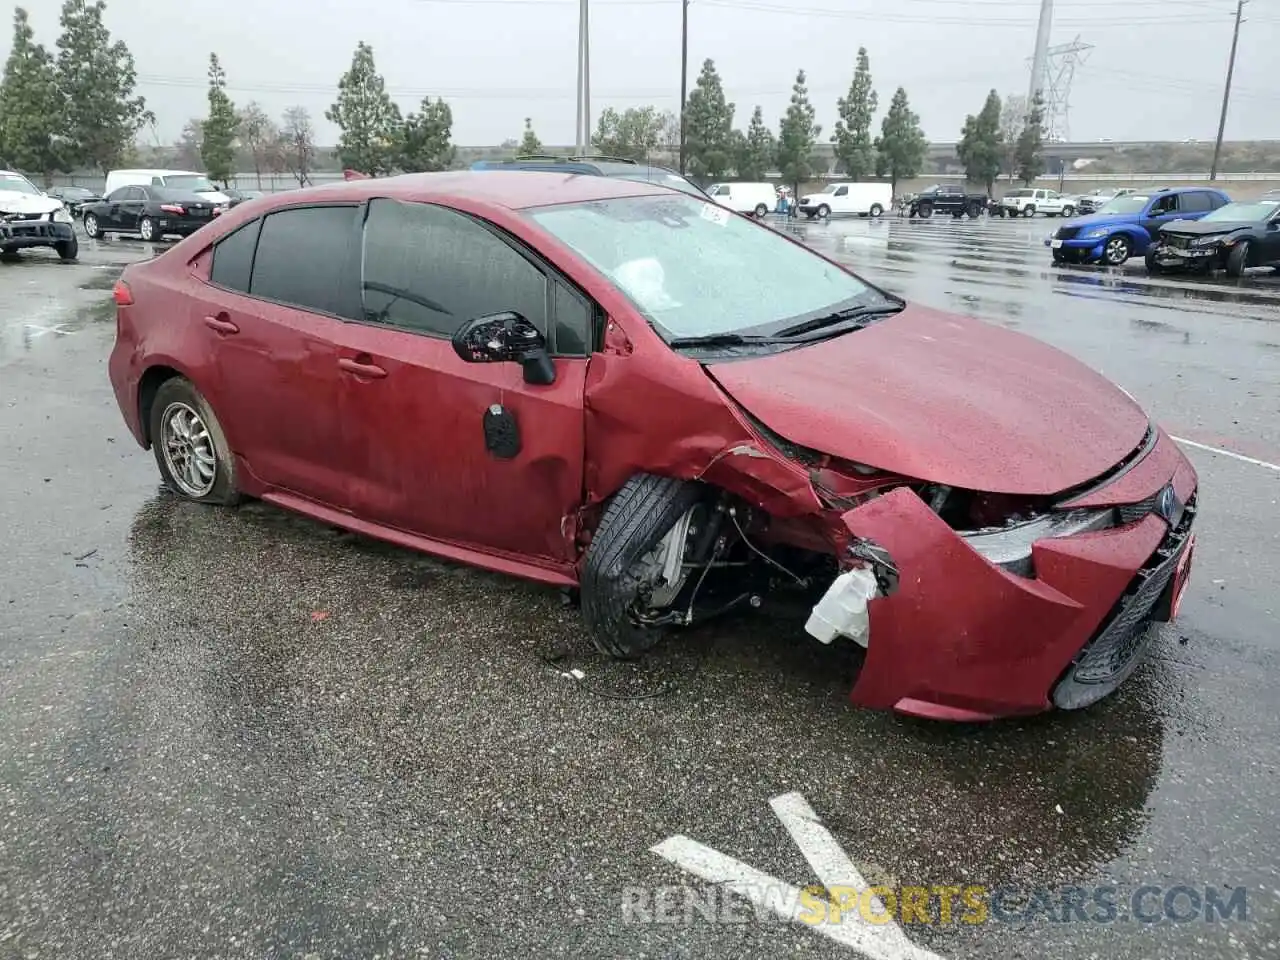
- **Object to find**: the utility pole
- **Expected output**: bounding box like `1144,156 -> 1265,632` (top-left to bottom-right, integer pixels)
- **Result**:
678,0 -> 689,173
583,0 -> 591,150
1028,0 -> 1053,105
575,0 -> 584,152
1210,0 -> 1245,181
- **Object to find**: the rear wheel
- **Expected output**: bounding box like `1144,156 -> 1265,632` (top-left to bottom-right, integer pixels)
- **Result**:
1062,204 -> 1075,217
754,202 -> 769,218
82,213 -> 101,239
967,201 -> 983,218
817,204 -> 830,219
580,474 -> 706,659
1102,234 -> 1132,266
1022,205 -> 1036,218
1226,241 -> 1250,278
138,216 -> 157,242
149,377 -> 241,506
869,203 -> 883,218
916,202 -> 933,219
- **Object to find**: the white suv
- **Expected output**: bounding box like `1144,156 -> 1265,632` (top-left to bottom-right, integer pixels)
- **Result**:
997,188 -> 1079,218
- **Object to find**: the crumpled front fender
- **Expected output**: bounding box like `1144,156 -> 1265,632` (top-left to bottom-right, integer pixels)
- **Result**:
841,486 -> 1167,721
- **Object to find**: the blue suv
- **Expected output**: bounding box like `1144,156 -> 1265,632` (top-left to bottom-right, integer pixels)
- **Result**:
1045,187 -> 1231,266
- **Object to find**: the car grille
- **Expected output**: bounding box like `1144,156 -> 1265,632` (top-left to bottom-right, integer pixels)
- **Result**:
1052,493 -> 1196,706
1055,225 -> 1081,241
1,212 -> 46,223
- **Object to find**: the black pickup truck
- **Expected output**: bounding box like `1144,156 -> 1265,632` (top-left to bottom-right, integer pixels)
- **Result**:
908,184 -> 990,219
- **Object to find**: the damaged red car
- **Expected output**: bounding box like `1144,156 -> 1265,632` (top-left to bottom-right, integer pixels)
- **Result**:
107,172 -> 1198,721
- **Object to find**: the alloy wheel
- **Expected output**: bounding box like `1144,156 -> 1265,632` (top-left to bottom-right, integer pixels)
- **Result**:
160,401 -> 217,497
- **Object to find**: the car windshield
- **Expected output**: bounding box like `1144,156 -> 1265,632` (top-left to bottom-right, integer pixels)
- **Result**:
1097,195 -> 1150,215
528,193 -> 876,341
820,184 -> 840,194
0,172 -> 41,195
164,175 -> 217,192
1201,200 -> 1279,222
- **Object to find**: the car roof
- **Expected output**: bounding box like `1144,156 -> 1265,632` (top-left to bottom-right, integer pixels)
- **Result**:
259,170 -> 682,211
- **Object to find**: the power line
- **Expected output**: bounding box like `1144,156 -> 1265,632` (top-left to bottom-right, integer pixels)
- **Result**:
698,0 -> 1240,26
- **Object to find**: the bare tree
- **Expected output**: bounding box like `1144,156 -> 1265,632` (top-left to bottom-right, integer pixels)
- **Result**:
174,117 -> 203,169
237,101 -> 281,188
998,94 -> 1027,181
280,105 -> 315,187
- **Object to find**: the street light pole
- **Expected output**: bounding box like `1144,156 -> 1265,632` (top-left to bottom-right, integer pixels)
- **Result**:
1210,0 -> 1246,181
575,0 -> 584,151
678,0 -> 689,173
583,0 -> 591,151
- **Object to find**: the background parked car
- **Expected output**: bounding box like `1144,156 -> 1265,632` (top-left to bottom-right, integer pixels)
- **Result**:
1146,198 -> 1280,277
46,185 -> 102,216
470,155 -> 709,199
995,188 -> 1079,218
82,185 -> 223,242
1076,188 -> 1134,215
797,181 -> 892,219
1045,186 -> 1230,265
222,187 -> 266,207
0,168 -> 79,260
103,169 -> 232,206
706,182 -> 777,218
907,184 -> 988,219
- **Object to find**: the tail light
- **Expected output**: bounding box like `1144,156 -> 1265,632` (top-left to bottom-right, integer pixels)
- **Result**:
112,280 -> 133,306
159,203 -> 185,214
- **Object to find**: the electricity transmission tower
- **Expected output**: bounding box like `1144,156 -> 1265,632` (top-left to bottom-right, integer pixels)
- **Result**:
1028,37 -> 1093,141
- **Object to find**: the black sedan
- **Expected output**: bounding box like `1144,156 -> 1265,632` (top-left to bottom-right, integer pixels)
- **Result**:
46,185 -> 102,215
81,185 -> 223,243
1145,198 -> 1280,277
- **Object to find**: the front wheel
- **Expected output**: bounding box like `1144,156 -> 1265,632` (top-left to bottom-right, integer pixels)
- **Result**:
1022,205 -> 1036,218
1102,234 -> 1132,266
149,378 -> 242,506
817,204 -> 831,219
1226,241 -> 1250,278
580,474 -> 706,659
55,236 -> 78,262
967,202 -> 983,218
754,203 -> 769,218
916,202 -> 933,219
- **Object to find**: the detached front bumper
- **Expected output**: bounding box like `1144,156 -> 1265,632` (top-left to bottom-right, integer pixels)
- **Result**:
826,428 -> 1198,721
0,217 -> 75,249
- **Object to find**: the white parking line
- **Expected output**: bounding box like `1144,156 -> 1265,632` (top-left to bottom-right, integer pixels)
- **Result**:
1172,436 -> 1280,472
651,792 -> 946,959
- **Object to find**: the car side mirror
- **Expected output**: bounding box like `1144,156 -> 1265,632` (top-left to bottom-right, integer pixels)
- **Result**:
451,311 -> 556,386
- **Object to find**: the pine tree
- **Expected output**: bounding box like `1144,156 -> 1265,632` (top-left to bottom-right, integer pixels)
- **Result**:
735,105 -> 776,180
326,41 -> 401,176
397,96 -> 454,172
683,58 -> 735,181
55,0 -> 152,173
777,70 -> 821,195
0,8 -> 65,181
1015,94 -> 1046,185
956,89 -> 1003,192
874,87 -> 928,196
201,54 -> 237,185
831,47 -> 877,181
519,118 -> 541,155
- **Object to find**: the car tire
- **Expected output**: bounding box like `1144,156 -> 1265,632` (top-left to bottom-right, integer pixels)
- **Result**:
1226,241 -> 1250,278
580,473 -> 705,659
967,202 -> 983,218
1052,250 -> 1066,264
138,216 -> 157,243
869,203 -> 883,218
149,377 -> 242,506
1022,205 -> 1036,217
1062,205 -> 1075,217
1102,235 -> 1132,266
817,204 -> 830,219
82,213 -> 101,239
917,202 -> 933,219
55,236 -> 78,262
754,203 -> 769,218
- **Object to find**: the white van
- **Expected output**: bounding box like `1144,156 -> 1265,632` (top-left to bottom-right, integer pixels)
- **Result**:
103,169 -> 231,205
797,182 -> 892,219
707,182 -> 777,218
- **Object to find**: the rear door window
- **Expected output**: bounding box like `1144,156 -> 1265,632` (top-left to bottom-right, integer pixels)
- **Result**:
360,197 -> 549,341
248,205 -> 361,317
210,219 -> 262,293
1180,192 -> 1213,214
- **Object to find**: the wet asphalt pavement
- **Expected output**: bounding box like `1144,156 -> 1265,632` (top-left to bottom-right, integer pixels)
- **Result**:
2,217 -> 1278,960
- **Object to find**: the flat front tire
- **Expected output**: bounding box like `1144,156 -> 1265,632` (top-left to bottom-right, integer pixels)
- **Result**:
580,474 -> 705,659
55,236 -> 78,262
149,377 -> 241,506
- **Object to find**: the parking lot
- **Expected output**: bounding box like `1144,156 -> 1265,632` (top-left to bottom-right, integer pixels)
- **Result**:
2,215 -> 1278,959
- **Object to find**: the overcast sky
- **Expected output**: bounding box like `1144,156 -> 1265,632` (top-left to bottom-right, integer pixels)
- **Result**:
6,0 -> 1276,146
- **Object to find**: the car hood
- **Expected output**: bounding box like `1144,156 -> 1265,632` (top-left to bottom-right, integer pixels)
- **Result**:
0,190 -> 60,215
1161,218 -> 1255,236
704,304 -> 1150,495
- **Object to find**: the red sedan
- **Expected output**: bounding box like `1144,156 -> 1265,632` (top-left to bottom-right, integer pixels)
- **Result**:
107,172 -> 1197,721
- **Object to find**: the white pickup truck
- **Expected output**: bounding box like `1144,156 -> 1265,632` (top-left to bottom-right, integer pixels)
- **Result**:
994,188 -> 1079,218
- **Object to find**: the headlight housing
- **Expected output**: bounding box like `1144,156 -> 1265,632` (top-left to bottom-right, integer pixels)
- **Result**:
1192,234 -> 1223,247
1082,228 -> 1109,239
52,206 -> 73,223
962,509 -> 1115,577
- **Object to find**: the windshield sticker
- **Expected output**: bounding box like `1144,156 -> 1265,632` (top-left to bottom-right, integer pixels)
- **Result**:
699,203 -> 730,226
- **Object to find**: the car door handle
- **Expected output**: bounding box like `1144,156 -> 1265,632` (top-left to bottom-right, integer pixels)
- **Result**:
203,315 -> 239,334
338,356 -> 387,379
